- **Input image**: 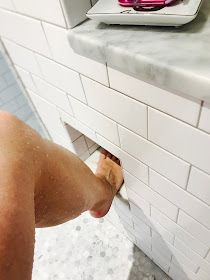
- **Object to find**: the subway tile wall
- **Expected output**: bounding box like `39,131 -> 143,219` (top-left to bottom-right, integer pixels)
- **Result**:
0,4 -> 210,280
0,44 -> 46,137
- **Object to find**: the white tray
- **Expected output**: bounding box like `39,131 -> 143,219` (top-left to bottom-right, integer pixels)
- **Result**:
87,0 -> 203,26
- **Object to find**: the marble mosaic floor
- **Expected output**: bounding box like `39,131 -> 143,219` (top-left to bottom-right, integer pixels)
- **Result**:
32,151 -> 171,280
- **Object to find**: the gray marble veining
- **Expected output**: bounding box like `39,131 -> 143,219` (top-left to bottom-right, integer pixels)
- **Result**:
69,0 -> 210,102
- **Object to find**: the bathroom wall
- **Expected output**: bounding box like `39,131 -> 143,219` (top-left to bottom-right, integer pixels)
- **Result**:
0,43 -> 46,136
0,2 -> 210,280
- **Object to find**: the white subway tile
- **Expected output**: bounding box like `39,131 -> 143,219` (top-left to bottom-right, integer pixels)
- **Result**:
117,212 -> 133,228
82,76 -> 147,138
169,263 -> 189,280
196,269 -> 209,280
135,238 -> 152,255
0,9 -> 50,56
152,232 -> 172,261
121,151 -> 148,185
114,196 -> 131,219
108,67 -> 201,126
170,264 -> 206,280
28,91 -> 70,144
125,171 -> 178,221
3,39 -> 41,76
120,217 -> 135,235
151,207 -> 209,257
119,125 -> 189,188
15,66 -> 36,92
199,259 -> 210,275
199,102 -> 210,134
125,230 -> 136,244
174,238 -> 203,265
151,220 -> 174,245
148,107 -> 210,175
150,169 -> 210,230
131,201 -> 173,245
134,224 -> 151,245
178,210 -> 210,247
59,110 -> 97,144
36,55 -> 86,103
32,75 -> 73,115
152,250 -> 170,273
70,97 -> 120,146
171,246 -> 199,273
129,201 -> 150,222
42,23 -> 108,85
12,0 -> 66,27
188,167 -> 210,206
133,215 -> 151,236
0,0 -> 15,10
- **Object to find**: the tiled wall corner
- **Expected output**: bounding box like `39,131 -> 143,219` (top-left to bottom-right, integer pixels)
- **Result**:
199,102 -> 210,134
60,0 -> 91,28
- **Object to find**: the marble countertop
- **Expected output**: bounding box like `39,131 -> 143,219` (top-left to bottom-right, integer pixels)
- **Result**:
69,0 -> 210,102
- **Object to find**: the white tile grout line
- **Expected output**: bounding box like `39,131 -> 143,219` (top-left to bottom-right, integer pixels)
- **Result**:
116,124 -> 122,149
79,73 -> 88,105
2,35 -> 206,130
53,100 -> 210,212
185,165 -> 192,190
97,130 -> 210,212
204,248 -> 210,259
105,63 -> 111,88
5,35 -> 210,135
3,29 -> 210,220
195,267 -> 200,274
175,208 -> 180,224
147,136 -> 210,177
58,0 -> 69,29
196,100 -> 204,128
125,176 -> 210,239
146,105 -> 149,140
41,21 -> 54,59
1,36 -> 109,85
2,19 -> 208,274
0,6 -> 69,29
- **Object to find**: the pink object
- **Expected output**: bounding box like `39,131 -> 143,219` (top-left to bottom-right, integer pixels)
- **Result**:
118,0 -> 177,7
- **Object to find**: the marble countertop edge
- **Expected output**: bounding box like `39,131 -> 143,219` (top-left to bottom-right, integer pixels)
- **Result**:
68,0 -> 210,102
